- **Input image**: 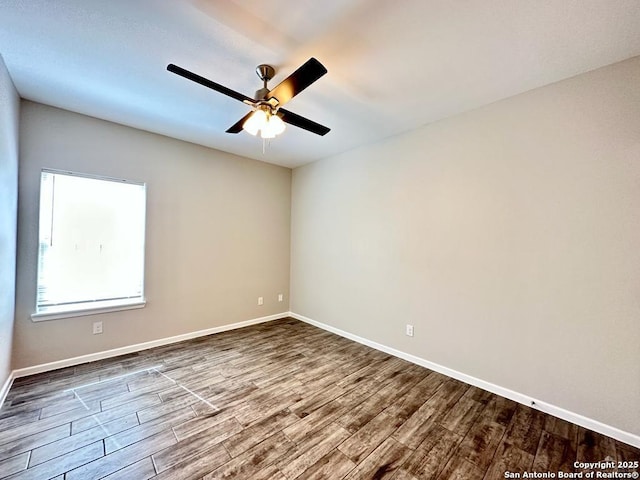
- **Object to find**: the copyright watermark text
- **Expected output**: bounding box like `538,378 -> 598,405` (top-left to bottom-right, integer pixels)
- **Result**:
504,459 -> 639,479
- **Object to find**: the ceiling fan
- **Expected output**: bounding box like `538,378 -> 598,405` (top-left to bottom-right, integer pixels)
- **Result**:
167,58 -> 330,139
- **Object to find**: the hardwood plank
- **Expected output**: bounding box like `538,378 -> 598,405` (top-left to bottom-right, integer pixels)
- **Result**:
616,442 -> 640,475
0,424 -> 70,463
277,422 -> 351,479
223,409 -> 299,458
296,449 -> 356,480
343,437 -> 412,480
393,371 -> 448,419
402,422 -> 462,479
480,395 -> 517,427
501,404 -> 545,455
483,442 -> 534,480
71,393 -> 162,434
544,415 -> 579,447
100,457 -> 156,480
234,389 -> 303,426
29,412 -> 138,466
576,427 -> 617,472
532,431 -> 576,474
283,399 -> 349,443
135,389 -> 202,424
465,387 -> 494,406
3,392 -> 74,419
7,441 -> 103,480
455,418 -> 506,471
150,444 -> 230,480
392,380 -> 467,449
0,408 -> 40,430
171,408 -> 237,441
152,417 -> 242,473
205,380 -> 297,415
437,455 -> 485,480
99,379 -> 174,411
251,364 -> 305,390
374,366 -> 430,403
293,373 -> 350,401
0,402 -> 100,445
336,391 -> 387,434
389,469 -> 418,480
436,389 -> 485,436
250,464 -> 288,480
64,379 -> 130,405
204,381 -> 260,408
289,383 -> 350,418
616,441 -> 640,463
202,432 -> 295,479
124,371 -> 174,392
338,405 -> 407,464
0,402 -> 40,422
8,373 -> 99,405
37,396 -> 89,420
103,406 -> 194,454
335,355 -> 394,389
0,452 -> 29,478
65,430 -> 176,480
428,382 -> 471,424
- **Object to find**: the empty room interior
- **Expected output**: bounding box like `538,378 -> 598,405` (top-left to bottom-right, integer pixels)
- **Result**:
0,1 -> 639,479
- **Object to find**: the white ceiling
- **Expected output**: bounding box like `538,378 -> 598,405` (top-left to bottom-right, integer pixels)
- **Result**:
1,0 -> 639,168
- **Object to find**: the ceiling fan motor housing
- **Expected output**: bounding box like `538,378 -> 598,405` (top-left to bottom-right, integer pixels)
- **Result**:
254,87 -> 270,100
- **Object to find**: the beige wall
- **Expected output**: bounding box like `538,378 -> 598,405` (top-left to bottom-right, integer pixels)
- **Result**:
0,55 -> 19,387
291,57 -> 640,435
14,102 -> 291,368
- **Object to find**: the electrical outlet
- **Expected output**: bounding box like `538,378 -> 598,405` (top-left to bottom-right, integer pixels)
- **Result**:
93,321 -> 103,335
405,324 -> 414,337
258,296 -> 264,306
278,293 -> 283,302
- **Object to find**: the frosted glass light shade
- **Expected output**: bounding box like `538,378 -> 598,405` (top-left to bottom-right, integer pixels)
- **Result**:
242,108 -> 285,139
268,114 -> 286,135
243,109 -> 267,136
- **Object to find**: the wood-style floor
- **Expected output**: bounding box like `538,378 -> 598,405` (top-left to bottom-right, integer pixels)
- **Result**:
0,318 -> 637,479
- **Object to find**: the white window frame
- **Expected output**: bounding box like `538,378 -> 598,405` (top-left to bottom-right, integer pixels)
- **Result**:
31,168 -> 147,322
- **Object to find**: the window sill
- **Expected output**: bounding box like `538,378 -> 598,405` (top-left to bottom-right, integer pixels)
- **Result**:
31,299 -> 146,322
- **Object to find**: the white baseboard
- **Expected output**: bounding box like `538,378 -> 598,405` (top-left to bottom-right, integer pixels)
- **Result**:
0,371 -> 14,409
10,312 -> 288,380
289,311 -> 640,449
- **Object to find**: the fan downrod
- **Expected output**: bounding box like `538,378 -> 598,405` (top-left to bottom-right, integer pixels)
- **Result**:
254,64 -> 275,100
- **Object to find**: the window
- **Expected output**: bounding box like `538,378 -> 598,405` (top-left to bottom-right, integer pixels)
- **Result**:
32,169 -> 146,320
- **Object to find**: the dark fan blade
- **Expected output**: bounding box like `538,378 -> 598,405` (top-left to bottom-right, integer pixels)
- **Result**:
266,58 -> 327,106
167,64 -> 253,103
226,111 -> 254,134
279,108 -> 330,136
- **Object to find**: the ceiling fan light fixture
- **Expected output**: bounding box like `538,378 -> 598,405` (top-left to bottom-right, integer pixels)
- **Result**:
167,59 -> 330,139
267,114 -> 286,136
260,127 -> 276,139
243,106 -> 286,139
242,108 -> 267,136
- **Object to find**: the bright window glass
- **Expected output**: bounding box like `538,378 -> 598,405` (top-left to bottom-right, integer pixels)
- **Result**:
36,169 -> 146,315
